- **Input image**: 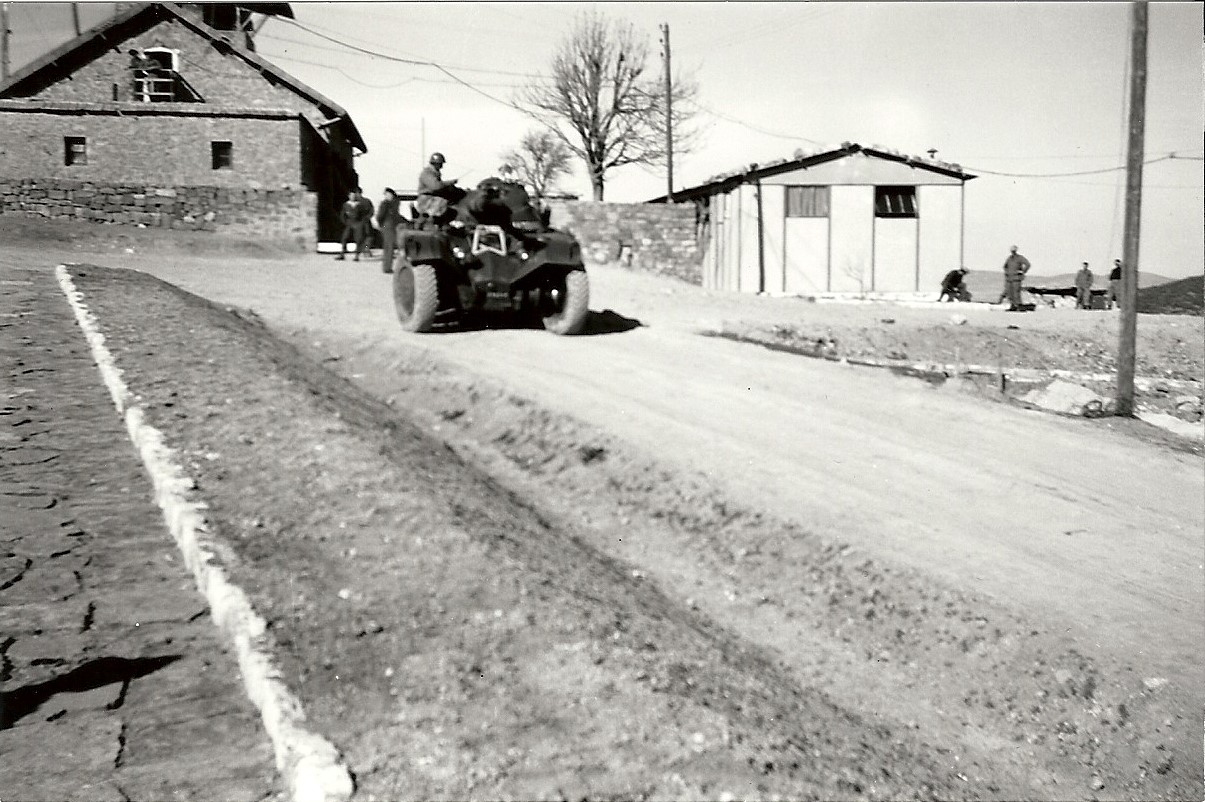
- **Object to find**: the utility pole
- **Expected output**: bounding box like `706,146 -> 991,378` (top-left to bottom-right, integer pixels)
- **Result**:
1,4 -> 11,82
71,3 -> 81,36
660,22 -> 673,202
1115,1 -> 1147,417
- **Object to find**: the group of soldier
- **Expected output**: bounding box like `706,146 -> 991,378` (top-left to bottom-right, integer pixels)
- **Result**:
938,246 -> 1126,311
1074,259 -> 1125,310
335,152 -> 532,274
334,152 -> 461,273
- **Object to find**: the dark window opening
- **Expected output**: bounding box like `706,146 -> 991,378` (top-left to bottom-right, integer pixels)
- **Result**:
785,185 -> 830,218
874,186 -> 917,218
211,141 -> 233,170
64,136 -> 87,166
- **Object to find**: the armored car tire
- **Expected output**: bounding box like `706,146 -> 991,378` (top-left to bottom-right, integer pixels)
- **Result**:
542,269 -> 590,335
394,260 -> 441,332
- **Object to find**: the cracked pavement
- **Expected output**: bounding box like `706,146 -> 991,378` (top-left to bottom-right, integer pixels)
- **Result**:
0,262 -> 279,801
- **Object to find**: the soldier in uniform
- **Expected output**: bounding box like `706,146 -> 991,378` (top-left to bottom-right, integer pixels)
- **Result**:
336,187 -> 374,261
1074,262 -> 1094,309
938,266 -> 971,302
1106,259 -> 1123,309
376,187 -> 403,274
462,179 -> 538,245
1001,245 -> 1031,311
415,153 -> 464,228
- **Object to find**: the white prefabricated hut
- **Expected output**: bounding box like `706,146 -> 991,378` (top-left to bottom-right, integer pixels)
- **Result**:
654,143 -> 976,295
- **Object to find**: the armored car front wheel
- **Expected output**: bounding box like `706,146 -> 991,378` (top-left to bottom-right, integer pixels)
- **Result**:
394,261 -> 441,332
542,270 -> 590,335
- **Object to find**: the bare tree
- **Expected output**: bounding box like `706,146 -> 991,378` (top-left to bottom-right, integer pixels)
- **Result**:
499,130 -> 574,203
518,12 -> 698,201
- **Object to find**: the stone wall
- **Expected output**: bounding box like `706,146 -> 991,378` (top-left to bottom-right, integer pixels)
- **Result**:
0,107 -> 301,186
0,177 -> 316,246
27,16 -> 322,124
547,200 -> 703,284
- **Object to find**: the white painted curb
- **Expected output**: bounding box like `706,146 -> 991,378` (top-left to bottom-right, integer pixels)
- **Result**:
55,265 -> 354,802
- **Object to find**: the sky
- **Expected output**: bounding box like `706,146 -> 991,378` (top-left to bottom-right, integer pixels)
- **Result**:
5,2 -> 1204,278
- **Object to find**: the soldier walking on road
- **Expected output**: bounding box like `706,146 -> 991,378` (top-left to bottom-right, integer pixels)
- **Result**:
1075,262 -> 1094,309
1001,245 -> 1031,311
1105,258 -> 1123,309
376,188 -> 403,274
336,188 -> 374,262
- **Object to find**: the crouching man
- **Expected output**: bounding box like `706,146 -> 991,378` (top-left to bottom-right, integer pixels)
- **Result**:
938,266 -> 972,302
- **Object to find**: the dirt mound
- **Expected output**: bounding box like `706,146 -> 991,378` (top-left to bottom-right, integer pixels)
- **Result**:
1137,275 -> 1204,316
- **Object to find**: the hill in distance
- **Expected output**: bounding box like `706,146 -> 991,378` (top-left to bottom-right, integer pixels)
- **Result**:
1136,275 -> 1204,316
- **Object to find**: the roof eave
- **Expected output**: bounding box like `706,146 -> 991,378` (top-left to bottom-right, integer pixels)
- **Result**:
647,142 -> 975,202
0,2 -> 156,96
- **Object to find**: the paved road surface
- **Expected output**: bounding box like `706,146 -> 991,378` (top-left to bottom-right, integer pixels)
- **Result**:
0,261 -> 277,800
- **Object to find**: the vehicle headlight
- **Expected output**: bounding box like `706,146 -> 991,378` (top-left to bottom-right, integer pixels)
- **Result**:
519,250 -> 529,261
452,246 -> 466,260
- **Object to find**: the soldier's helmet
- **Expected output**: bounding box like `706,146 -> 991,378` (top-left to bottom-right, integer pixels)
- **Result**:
429,152 -> 446,165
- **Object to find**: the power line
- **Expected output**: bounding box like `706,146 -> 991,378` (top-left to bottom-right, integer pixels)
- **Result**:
273,16 -> 535,115
687,99 -> 823,145
962,153 -> 1200,178
272,17 -> 549,80
265,52 -> 418,89
265,50 -> 528,90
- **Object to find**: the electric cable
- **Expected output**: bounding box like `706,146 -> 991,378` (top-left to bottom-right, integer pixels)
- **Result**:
686,99 -> 823,145
962,153 -> 1201,179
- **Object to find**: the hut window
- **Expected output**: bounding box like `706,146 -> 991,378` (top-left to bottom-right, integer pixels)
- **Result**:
785,186 -> 829,217
874,186 -> 917,218
211,141 -> 234,170
64,136 -> 87,166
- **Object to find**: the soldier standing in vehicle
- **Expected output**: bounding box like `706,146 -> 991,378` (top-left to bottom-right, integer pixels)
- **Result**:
1001,245 -> 1031,311
1074,261 -> 1094,309
376,187 -> 402,274
415,153 -> 463,228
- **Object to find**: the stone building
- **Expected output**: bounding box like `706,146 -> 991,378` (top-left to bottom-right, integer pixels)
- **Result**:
0,2 -> 366,245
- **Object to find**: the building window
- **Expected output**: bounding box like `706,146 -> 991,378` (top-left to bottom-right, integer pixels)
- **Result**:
785,185 -> 830,217
211,141 -> 233,170
874,186 -> 917,218
129,47 -> 201,102
64,136 -> 87,166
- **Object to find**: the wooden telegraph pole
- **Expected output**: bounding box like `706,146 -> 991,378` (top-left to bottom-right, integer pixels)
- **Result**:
71,4 -> 82,37
1,3 -> 11,82
660,22 -> 673,202
1115,1 -> 1148,416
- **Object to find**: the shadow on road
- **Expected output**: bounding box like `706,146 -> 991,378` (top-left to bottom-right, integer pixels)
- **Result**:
580,309 -> 643,336
433,308 -> 643,336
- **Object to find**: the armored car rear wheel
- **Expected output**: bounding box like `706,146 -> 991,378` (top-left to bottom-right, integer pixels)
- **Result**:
394,261 -> 441,332
542,270 -> 590,335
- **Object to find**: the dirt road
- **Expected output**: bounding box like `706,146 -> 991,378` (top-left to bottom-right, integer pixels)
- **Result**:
91,251 -> 1203,690
11,239 -> 1202,797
